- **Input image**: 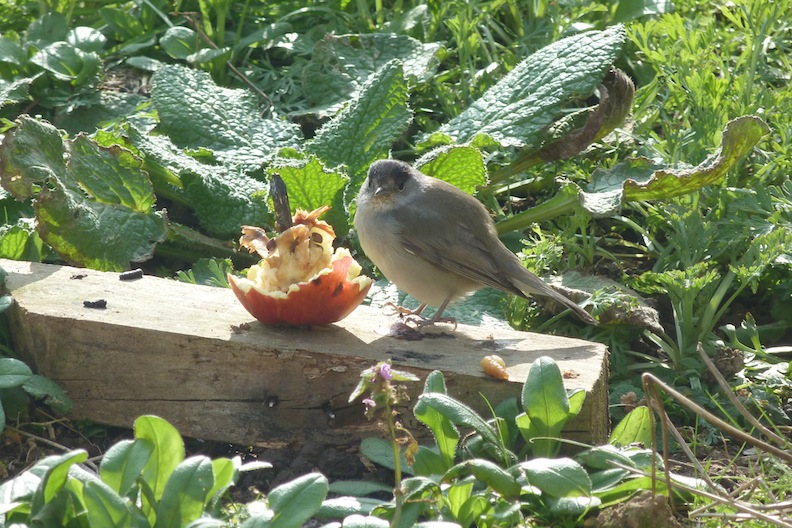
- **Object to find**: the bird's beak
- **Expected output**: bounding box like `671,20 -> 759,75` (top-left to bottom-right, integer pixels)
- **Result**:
374,186 -> 387,197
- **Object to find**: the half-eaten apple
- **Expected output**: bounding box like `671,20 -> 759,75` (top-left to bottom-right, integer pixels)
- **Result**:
229,206 -> 372,326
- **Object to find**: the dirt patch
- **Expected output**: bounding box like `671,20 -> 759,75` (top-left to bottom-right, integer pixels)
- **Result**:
588,491 -> 685,528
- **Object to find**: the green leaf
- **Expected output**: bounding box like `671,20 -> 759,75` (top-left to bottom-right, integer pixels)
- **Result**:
123,125 -> 270,237
443,459 -> 521,498
575,444 -> 638,471
151,65 -> 302,169
0,219 -> 44,262
270,157 -> 349,233
416,146 -> 487,195
33,450 -> 87,508
308,59 -> 412,187
520,356 -> 569,457
175,258 -> 233,288
160,26 -> 198,59
0,77 -> 34,109
99,7 -> 145,41
134,416 -> 185,502
0,357 -> 32,388
338,515 -> 390,528
585,116 -> 770,206
414,393 -> 501,448
22,375 -> 73,414
66,27 -> 107,53
360,437 -> 414,475
0,116 -> 168,271
154,456 -> 215,528
267,472 -> 328,528
100,438 -> 155,497
0,37 -> 28,66
414,371 -> 459,471
29,41 -> 100,82
302,33 -> 439,113
315,496 -> 384,518
206,457 -> 236,506
614,0 -> 674,23
84,480 -> 149,528
26,13 -> 69,45
545,495 -> 601,516
328,480 -> 393,497
518,457 -> 592,498
425,25 -> 625,150
609,406 -> 653,448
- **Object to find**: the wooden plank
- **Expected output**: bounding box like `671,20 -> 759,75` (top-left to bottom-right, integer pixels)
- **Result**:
2,259 -> 609,448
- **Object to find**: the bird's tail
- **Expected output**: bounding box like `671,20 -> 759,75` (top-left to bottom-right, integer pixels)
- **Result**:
513,274 -> 597,325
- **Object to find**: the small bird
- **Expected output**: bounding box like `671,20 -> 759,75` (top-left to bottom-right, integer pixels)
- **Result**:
354,159 -> 596,326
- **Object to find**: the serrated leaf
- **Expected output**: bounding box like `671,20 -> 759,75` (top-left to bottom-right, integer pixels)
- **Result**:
269,157 -> 349,232
584,116 -> 770,211
0,117 -> 167,271
302,33 -> 439,113
308,59 -> 411,187
0,77 -> 34,109
151,65 -> 302,169
426,26 -> 625,149
123,124 -> 270,236
416,146 -> 487,195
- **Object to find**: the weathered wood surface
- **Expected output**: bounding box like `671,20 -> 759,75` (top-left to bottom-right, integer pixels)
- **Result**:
2,259 -> 609,448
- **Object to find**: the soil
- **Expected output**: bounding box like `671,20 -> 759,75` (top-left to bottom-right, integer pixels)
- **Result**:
0,405 -> 379,503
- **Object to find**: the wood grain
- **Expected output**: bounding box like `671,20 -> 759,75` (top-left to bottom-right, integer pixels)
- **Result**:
2,259 -> 609,448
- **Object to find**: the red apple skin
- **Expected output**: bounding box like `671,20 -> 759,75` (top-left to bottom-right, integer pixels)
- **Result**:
229,254 -> 372,326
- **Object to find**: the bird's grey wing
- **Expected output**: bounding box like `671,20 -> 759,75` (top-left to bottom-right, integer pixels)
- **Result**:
391,208 -> 524,297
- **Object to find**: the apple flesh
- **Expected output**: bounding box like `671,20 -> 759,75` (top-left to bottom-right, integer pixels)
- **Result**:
229,207 -> 372,326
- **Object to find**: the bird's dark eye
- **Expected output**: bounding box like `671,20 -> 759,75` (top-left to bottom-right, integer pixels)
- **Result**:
396,181 -> 405,191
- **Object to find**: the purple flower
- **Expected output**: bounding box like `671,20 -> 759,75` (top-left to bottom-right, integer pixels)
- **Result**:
376,363 -> 393,381
362,398 -> 376,408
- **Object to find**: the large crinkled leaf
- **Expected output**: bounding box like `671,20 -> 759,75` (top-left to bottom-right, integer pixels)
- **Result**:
307,59 -> 412,187
497,116 -> 771,229
123,125 -> 270,237
424,25 -> 626,150
583,116 -> 771,214
151,65 -> 302,170
302,33 -> 440,115
270,156 -> 348,233
0,116 -> 167,271
416,145 -> 487,195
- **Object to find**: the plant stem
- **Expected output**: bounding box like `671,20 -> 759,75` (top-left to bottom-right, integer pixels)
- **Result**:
385,397 -> 403,528
495,184 -> 579,235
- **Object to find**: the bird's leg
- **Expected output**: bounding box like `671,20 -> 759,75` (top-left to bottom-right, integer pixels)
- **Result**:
414,297 -> 458,330
383,302 -> 427,317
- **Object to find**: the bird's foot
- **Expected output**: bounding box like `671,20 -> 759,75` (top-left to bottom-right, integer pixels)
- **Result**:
382,302 -> 457,330
413,314 -> 458,331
